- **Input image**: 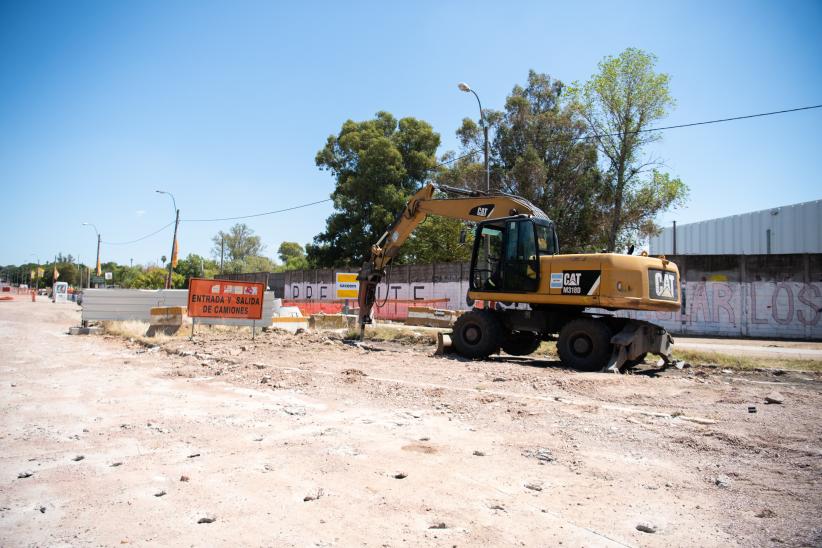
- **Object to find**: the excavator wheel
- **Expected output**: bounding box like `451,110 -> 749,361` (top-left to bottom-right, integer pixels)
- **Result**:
452,310 -> 502,359
557,318 -> 613,371
501,332 -> 541,356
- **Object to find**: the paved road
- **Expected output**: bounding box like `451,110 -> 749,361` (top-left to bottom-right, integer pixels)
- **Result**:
675,337 -> 822,360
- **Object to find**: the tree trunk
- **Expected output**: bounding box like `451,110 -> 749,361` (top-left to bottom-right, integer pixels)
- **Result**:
608,162 -> 626,252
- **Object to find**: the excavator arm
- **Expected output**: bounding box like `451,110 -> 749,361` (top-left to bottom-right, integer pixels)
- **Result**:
356,183 -> 547,335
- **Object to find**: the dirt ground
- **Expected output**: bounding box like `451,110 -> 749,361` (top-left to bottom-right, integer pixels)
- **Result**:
2,300 -> 821,547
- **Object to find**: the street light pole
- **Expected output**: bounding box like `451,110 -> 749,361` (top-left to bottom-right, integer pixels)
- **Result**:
458,82 -> 490,192
156,190 -> 179,289
82,223 -> 101,287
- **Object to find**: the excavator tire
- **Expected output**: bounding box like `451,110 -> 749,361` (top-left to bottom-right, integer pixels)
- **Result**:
501,332 -> 541,356
557,318 -> 612,371
452,309 -> 502,359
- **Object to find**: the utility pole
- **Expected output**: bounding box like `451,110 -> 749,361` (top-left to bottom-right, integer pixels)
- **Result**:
220,236 -> 224,274
83,223 -> 102,288
96,233 -> 101,287
156,190 -> 179,290
166,208 -> 180,289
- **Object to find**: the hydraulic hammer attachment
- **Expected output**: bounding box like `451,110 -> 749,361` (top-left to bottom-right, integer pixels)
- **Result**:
357,262 -> 383,340
604,320 -> 683,373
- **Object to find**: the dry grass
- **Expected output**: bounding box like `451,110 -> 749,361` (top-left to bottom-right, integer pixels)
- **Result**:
101,320 -> 189,345
344,326 -> 439,345
672,348 -> 822,372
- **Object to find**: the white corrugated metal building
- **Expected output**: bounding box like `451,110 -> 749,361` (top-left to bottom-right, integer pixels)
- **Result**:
650,199 -> 822,255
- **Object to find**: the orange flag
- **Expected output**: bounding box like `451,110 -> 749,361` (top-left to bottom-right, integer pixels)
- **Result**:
53,265 -> 60,280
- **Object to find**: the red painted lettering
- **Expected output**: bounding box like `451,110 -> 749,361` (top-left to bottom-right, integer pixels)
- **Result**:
771,283 -> 793,326
797,284 -> 821,326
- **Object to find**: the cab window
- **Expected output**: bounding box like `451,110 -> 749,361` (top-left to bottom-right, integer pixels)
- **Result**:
536,224 -> 555,255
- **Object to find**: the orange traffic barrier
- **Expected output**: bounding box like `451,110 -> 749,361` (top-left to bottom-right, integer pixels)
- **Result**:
283,298 -> 451,321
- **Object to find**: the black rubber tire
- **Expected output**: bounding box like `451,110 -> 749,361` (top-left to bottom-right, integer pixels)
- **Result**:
501,332 -> 541,356
557,318 -> 613,371
452,310 -> 503,359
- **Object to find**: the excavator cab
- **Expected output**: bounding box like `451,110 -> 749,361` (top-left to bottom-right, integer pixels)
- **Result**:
470,217 -> 558,294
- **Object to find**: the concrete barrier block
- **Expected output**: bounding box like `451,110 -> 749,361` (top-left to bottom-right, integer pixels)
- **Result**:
309,313 -> 358,330
405,306 -> 460,328
69,326 -> 103,336
270,316 -> 310,333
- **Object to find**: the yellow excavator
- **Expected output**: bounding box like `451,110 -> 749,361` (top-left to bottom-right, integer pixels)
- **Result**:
357,183 -> 681,372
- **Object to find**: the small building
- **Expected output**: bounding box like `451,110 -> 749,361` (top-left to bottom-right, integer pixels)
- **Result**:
646,199 -> 821,339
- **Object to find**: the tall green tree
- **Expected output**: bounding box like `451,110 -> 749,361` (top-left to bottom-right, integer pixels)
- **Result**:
450,71 -> 608,252
211,223 -> 264,263
402,214 -> 474,264
241,255 -> 278,273
570,48 -> 688,251
174,253 -> 219,284
277,242 -> 309,271
43,261 -> 80,287
308,111 -> 442,267
129,267 -> 183,289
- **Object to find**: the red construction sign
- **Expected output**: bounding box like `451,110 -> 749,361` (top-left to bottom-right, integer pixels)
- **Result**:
187,278 -> 265,320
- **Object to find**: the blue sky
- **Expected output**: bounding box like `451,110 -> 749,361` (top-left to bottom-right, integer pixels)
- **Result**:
1,0 -> 820,266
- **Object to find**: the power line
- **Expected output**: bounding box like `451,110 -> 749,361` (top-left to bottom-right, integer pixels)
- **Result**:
584,103 -> 822,141
181,198 -> 332,223
433,148 -> 484,169
98,103 -> 820,245
102,221 -> 175,245
447,104 -> 822,159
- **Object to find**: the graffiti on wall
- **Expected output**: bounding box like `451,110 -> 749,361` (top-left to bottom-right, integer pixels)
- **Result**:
287,281 -> 469,308
287,279 -> 822,340
627,282 -> 821,339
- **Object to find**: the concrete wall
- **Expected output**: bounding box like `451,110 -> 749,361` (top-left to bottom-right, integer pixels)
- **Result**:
281,262 -> 471,309
82,289 -> 276,326
217,272 -> 283,295
224,256 -> 822,339
615,281 -> 822,339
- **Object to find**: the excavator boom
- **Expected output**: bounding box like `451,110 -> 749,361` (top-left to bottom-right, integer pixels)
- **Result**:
356,183 -> 547,332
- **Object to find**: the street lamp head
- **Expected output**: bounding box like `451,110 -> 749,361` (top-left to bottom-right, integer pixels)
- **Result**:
458,82 -> 472,93
82,222 -> 89,226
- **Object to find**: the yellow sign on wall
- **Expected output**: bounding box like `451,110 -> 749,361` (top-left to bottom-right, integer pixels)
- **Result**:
335,273 -> 359,299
